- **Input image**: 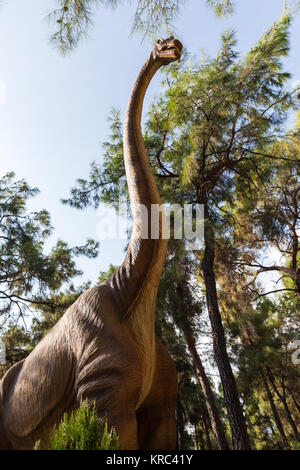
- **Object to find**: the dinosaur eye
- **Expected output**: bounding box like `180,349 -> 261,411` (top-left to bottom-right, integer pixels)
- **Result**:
157,38 -> 164,45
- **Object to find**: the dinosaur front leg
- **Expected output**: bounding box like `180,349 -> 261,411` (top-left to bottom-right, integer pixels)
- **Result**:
103,408 -> 138,450
76,344 -> 141,450
76,390 -> 138,450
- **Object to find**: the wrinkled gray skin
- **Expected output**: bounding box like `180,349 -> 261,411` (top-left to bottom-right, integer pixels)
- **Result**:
0,37 -> 182,450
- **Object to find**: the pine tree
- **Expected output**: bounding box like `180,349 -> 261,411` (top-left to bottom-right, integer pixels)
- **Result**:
0,172 -> 98,323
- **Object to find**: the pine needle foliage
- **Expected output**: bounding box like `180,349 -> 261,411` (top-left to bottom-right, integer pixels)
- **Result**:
48,400 -> 120,450
48,0 -> 237,52
206,0 -> 233,17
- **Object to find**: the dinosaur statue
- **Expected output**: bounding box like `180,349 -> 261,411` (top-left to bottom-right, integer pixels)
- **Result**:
0,37 -> 182,450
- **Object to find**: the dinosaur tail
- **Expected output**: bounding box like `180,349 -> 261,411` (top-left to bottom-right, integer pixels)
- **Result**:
0,379 -> 12,450
0,360 -> 27,449
0,377 -> 12,449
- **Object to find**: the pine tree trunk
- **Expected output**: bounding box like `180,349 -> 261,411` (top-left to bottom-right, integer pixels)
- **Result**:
262,374 -> 289,448
290,391 -> 300,416
280,396 -> 299,440
266,368 -> 299,441
194,424 -> 201,450
176,400 -> 185,450
201,408 -> 213,450
200,199 -> 251,450
183,324 -> 229,450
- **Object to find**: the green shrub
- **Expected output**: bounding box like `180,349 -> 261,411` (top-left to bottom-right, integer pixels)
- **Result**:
36,400 -> 120,450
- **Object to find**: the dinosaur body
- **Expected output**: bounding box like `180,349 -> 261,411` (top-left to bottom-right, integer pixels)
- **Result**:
0,38 -> 182,450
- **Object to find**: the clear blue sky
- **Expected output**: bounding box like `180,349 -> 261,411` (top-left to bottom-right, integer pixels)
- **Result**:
0,0 -> 299,286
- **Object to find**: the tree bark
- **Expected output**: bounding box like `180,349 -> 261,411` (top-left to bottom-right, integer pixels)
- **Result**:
176,400 -> 185,450
183,324 -> 229,449
266,367 -> 299,441
200,199 -> 251,450
194,424 -> 200,450
262,374 -> 289,448
290,390 -> 300,416
201,407 -> 213,450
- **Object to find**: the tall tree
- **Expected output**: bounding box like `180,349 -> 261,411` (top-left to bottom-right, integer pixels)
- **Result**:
157,242 -> 229,449
0,172 -> 98,327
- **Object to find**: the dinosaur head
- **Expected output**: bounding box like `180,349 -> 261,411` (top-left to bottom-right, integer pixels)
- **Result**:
152,37 -> 183,65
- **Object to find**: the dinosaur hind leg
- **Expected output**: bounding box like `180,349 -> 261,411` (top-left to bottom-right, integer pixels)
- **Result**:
100,408 -> 138,450
0,416 -> 12,449
137,338 -> 177,450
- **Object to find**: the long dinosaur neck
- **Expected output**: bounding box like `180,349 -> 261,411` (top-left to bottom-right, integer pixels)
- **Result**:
108,53 -> 167,318
124,54 -> 162,211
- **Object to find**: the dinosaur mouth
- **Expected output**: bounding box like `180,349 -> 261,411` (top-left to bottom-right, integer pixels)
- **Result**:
161,41 -> 183,60
165,46 -> 181,59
